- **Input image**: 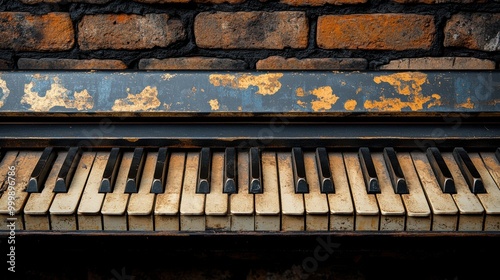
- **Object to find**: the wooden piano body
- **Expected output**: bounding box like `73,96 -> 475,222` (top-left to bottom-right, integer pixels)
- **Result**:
0,70 -> 499,278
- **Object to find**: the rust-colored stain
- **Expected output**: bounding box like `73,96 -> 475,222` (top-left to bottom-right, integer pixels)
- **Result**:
208,73 -> 283,95
0,76 -> 10,108
365,72 -> 441,111
209,99 -> 220,110
112,86 -> 161,111
22,78 -> 94,111
344,99 -> 357,111
296,87 -> 305,97
457,97 -> 475,109
311,86 -> 339,111
297,100 -> 307,108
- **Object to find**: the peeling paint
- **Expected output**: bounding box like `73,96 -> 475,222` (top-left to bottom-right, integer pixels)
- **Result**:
457,97 -> 475,109
297,100 -> 307,108
296,87 -> 305,97
162,74 -> 175,80
209,73 -> 283,95
209,99 -> 220,110
344,99 -> 357,111
0,76 -> 10,108
310,86 -> 339,112
366,72 -> 440,111
112,86 -> 161,111
22,78 -> 94,111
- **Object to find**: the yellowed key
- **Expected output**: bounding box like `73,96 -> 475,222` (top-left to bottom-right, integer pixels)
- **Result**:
255,152 -> 280,231
0,151 -> 19,195
77,152 -> 109,230
0,151 -> 42,230
180,152 -> 205,231
101,152 -> 133,231
205,152 -> 229,231
473,153 -> 500,230
127,152 -> 157,231
303,152 -> 329,231
230,151 -> 254,231
327,153 -> 354,231
24,151 -> 67,230
344,152 -> 379,231
411,152 -> 458,231
277,152 -> 304,231
154,152 -> 185,231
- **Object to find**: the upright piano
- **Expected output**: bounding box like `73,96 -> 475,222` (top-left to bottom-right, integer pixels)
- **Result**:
0,70 -> 499,277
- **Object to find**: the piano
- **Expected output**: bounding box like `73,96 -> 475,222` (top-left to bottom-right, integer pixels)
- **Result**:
0,70 -> 499,277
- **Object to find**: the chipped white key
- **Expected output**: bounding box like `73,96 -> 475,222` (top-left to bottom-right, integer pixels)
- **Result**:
205,152 -> 229,231
474,153 -> 500,230
127,152 -> 157,231
24,151 -> 67,230
344,152 -> 379,231
77,152 -> 109,230
154,152 -> 185,231
327,153 -> 354,231
0,151 -> 19,195
50,152 -> 95,230
180,152 -> 205,231
277,152 -> 304,231
411,152 -> 458,231
398,153 -> 431,231
229,151 -> 254,231
303,152 -> 329,231
255,152 -> 280,231
442,152 -> 484,231
372,152 -> 406,231
0,151 -> 42,230
101,152 -> 133,231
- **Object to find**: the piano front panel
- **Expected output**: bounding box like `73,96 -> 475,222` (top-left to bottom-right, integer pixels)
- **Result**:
1,146 -> 500,233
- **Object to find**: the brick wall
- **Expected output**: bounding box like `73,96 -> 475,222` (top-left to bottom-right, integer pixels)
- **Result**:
0,0 -> 499,70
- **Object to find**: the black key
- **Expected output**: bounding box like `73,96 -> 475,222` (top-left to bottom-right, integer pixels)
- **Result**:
54,147 -> 82,193
292,147 -> 308,193
358,147 -> 380,194
383,147 -> 409,194
99,148 -> 122,193
315,147 -> 334,193
426,147 -> 456,194
453,147 -> 485,194
151,147 -> 169,194
124,148 -> 145,193
27,147 -> 57,193
223,147 -> 237,194
249,147 -> 262,194
197,147 -> 211,194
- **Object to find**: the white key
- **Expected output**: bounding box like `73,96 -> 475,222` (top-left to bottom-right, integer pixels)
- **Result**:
128,152 -> 157,231
77,152 -> 109,230
372,152 -> 406,231
24,151 -> 67,230
0,151 -> 19,196
180,152 -> 205,231
229,151 -> 254,231
277,152 -> 304,231
411,152 -> 458,231
397,153 -> 431,231
0,151 -> 42,230
327,153 -> 354,231
154,152 -> 185,231
205,152 -> 229,231
101,152 -> 133,231
50,152 -> 96,230
474,153 -> 500,230
442,152 -> 484,231
303,152 -> 329,231
343,152 -> 379,231
255,152 -> 280,231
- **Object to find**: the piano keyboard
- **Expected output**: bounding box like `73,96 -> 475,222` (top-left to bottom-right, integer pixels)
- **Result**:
1,146 -> 500,232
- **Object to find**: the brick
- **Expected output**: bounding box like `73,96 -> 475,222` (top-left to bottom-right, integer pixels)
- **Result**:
139,57 -> 247,70
0,59 -> 12,69
281,0 -> 366,5
78,14 -> 185,51
444,13 -> 500,52
194,12 -> 308,49
256,56 -> 367,70
380,57 -> 496,70
18,58 -> 127,70
0,12 -> 74,51
393,0 -> 486,3
317,14 -> 435,51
